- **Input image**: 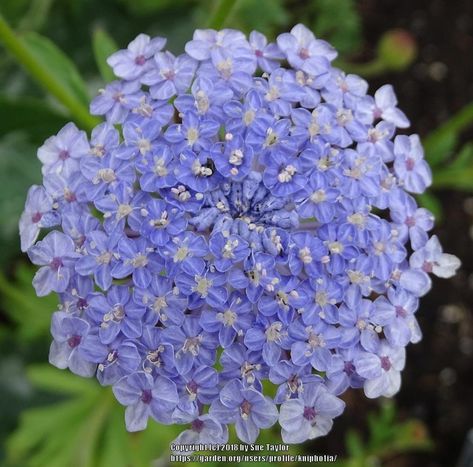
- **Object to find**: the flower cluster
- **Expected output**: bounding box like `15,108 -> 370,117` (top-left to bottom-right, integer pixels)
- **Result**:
20,24 -> 460,445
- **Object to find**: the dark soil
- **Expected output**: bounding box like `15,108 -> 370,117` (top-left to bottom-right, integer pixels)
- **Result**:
312,2 -> 473,466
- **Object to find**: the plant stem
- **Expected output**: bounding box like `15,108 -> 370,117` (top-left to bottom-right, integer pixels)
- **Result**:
0,13 -> 98,132
207,0 -> 239,30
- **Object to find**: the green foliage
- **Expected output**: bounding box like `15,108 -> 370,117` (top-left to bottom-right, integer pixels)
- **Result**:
0,3 -> 472,466
425,101 -> 473,167
118,0 -> 189,16
0,134 -> 42,267
336,401 -> 432,467
0,263 -> 56,340
92,27 -> 118,83
312,0 -> 362,55
6,365 -> 184,467
0,95 -> 69,144
20,31 -> 90,108
229,0 -> 288,35
0,13 -> 98,130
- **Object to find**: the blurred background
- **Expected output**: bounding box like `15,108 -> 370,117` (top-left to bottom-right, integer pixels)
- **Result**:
0,0 -> 472,466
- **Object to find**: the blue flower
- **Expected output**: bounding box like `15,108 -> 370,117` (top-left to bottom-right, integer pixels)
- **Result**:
90,80 -> 142,124
220,343 -> 267,386
269,360 -> 321,403
28,231 -> 79,296
22,24 -> 460,444
161,316 -> 217,375
138,199 -> 187,247
209,379 -> 278,444
80,337 -> 141,386
200,292 -> 253,348
75,229 -> 121,290
133,275 -> 187,326
19,185 -> 59,252
113,371 -> 178,431
171,404 -> 228,450
38,123 -> 89,176
112,237 -> 163,288
393,134 -> 432,193
49,311 -> 96,377
142,51 -> 197,100
355,341 -> 406,398
279,382 -> 344,443
276,24 -> 336,75
87,285 -> 145,344
107,33 -> 166,81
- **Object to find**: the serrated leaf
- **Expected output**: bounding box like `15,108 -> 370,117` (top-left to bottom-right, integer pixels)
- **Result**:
92,28 -> 118,83
20,31 -> 90,108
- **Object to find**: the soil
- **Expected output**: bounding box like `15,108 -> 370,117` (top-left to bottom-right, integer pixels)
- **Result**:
311,1 -> 473,466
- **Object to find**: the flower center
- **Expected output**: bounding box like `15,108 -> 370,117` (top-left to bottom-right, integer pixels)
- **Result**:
141,389 -> 152,404
32,212 -> 43,223
50,257 -> 63,271
135,55 -> 146,65
218,309 -> 237,327
240,400 -> 252,419
59,149 -> 70,161
380,356 -> 392,371
303,406 -> 316,421
67,335 -> 81,348
191,419 -> 204,432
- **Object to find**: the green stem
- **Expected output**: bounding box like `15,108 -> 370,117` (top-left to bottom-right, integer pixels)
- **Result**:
0,13 -> 98,132
207,0 -> 239,29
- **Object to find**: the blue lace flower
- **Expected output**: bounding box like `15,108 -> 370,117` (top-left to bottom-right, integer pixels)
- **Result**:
20,23 -> 461,445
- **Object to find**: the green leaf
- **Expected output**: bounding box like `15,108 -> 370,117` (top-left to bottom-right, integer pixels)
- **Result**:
0,262 -> 57,340
27,365 -> 97,396
450,142 -> 473,170
232,0 -> 288,35
7,398 -> 96,463
0,14 -> 99,130
21,31 -> 90,107
433,166 -> 473,191
117,0 -> 181,16
98,410 -> 131,467
424,130 -> 457,166
92,27 -> 118,83
312,0 -> 362,55
18,0 -> 54,32
424,100 -> 473,166
346,430 -> 365,459
0,95 -> 69,144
